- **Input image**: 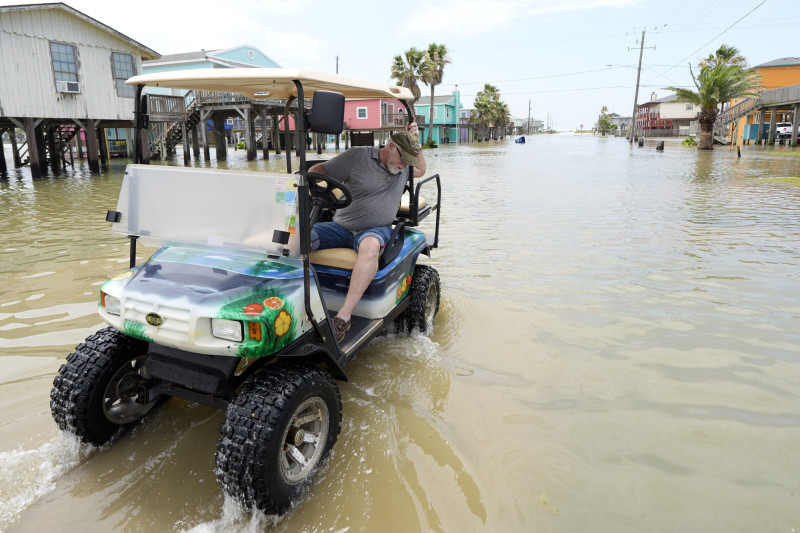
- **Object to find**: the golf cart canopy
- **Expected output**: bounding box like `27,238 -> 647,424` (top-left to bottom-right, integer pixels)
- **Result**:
126,68 -> 415,101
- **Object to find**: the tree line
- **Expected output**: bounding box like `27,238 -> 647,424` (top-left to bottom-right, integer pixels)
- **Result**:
390,44 -> 511,144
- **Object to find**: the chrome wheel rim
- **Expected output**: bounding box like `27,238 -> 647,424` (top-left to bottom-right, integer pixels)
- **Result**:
103,355 -> 157,424
423,282 -> 439,328
279,397 -> 330,485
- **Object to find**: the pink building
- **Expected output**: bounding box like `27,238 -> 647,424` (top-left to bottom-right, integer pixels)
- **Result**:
344,99 -> 407,131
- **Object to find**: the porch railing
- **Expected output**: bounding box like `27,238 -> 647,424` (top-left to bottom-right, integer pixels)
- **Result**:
147,95 -> 186,121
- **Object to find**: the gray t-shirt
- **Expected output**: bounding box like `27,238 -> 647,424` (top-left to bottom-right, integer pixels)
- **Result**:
323,146 -> 408,232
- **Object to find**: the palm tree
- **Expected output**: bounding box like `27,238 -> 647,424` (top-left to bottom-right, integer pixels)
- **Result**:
471,95 -> 492,141
493,101 -> 510,139
700,44 -> 746,69
470,84 -> 509,141
419,43 -> 451,144
665,62 -> 757,150
390,48 -> 425,104
699,44 -> 748,113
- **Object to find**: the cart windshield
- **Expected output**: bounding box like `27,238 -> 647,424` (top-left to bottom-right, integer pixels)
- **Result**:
112,165 -> 300,256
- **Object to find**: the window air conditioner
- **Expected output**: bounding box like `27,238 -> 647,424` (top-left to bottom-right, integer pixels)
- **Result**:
56,80 -> 81,93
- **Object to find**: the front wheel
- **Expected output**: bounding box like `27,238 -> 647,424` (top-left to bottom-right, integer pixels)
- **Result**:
50,327 -> 164,446
405,264 -> 441,333
215,363 -> 341,514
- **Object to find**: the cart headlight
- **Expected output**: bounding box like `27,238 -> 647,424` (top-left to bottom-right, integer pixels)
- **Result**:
101,292 -> 121,315
212,318 -> 243,342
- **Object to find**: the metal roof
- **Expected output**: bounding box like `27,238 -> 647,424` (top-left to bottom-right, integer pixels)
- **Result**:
0,2 -> 160,59
143,50 -> 217,65
126,68 -> 415,101
753,57 -> 800,68
416,95 -> 454,106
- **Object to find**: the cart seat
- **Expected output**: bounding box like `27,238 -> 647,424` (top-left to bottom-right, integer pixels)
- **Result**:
310,247 -> 358,270
398,192 -> 426,214
310,220 -> 406,271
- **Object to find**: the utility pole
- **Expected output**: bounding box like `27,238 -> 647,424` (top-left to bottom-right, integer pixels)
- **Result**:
527,99 -> 531,135
629,30 -> 645,144
335,54 -> 339,74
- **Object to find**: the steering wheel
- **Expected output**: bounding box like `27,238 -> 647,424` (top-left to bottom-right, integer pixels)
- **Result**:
306,172 -> 352,209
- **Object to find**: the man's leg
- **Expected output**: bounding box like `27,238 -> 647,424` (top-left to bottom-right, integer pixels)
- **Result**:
335,236 -> 381,323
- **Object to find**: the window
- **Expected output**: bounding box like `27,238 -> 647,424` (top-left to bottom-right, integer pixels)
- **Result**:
50,42 -> 78,83
356,107 -> 368,119
111,52 -> 135,97
685,103 -> 693,110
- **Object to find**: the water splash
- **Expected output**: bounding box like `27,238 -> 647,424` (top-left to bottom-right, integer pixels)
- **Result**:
177,494 -> 280,533
0,432 -> 91,531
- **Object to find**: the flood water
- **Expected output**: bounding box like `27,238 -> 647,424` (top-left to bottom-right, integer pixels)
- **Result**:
2,136 -> 800,532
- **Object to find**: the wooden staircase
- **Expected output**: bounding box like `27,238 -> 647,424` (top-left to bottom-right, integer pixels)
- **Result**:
713,97 -> 760,144
56,124 -> 79,166
147,93 -> 199,159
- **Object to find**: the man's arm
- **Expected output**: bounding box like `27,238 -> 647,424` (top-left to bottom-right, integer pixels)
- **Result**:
413,147 -> 426,178
407,122 -> 426,178
308,162 -> 327,174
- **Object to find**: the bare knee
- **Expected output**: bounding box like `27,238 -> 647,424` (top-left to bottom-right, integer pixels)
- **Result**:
358,236 -> 381,262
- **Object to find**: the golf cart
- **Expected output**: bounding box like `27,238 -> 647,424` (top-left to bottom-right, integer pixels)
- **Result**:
49,69 -> 441,514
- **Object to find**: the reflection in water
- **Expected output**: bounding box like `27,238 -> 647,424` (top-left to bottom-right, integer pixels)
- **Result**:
3,138 -> 800,532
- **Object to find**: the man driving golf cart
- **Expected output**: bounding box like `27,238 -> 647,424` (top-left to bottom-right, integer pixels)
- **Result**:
308,123 -> 427,342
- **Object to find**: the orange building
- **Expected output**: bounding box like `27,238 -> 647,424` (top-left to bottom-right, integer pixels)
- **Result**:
729,57 -> 800,142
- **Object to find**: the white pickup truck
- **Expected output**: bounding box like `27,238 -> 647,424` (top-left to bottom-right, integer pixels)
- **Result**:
775,122 -> 794,139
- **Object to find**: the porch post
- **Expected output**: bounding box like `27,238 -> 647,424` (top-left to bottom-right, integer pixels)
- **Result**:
756,109 -> 766,145
24,118 -> 41,178
97,126 -> 108,165
182,121 -> 190,165
0,129 -> 6,173
10,127 -> 21,167
272,113 -> 281,155
791,106 -> 799,148
47,126 -> 59,172
260,108 -> 269,160
213,113 -> 227,160
244,107 -> 256,161
85,119 -> 100,173
192,123 -> 200,159
767,108 -> 777,146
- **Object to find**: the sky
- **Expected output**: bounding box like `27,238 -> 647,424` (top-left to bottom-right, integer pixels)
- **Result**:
2,0 -> 793,130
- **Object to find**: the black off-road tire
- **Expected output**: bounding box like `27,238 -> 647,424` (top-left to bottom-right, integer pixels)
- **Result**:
50,326 -> 163,446
405,264 -> 440,333
215,363 -> 341,514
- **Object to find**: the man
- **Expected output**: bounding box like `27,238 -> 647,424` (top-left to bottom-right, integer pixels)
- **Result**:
308,122 -> 426,342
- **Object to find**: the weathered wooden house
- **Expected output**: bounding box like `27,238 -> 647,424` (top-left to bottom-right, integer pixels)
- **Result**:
0,2 -> 159,176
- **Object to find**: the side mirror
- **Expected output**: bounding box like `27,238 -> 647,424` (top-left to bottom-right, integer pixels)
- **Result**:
306,90 -> 345,134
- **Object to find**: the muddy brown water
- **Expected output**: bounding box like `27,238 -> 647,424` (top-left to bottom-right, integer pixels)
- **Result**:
2,136 -> 800,532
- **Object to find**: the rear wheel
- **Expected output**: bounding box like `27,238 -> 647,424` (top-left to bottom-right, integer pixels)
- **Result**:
50,327 -> 164,446
405,264 -> 440,333
215,363 -> 341,514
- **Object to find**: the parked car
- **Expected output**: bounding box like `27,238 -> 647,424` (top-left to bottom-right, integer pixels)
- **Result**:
775,122 -> 793,139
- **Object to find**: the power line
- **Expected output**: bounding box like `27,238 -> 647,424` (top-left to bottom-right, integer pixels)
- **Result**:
661,0 -> 769,75
444,66 -> 632,87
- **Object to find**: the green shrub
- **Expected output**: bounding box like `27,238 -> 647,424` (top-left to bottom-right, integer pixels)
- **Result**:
682,137 -> 697,147
423,139 -> 438,148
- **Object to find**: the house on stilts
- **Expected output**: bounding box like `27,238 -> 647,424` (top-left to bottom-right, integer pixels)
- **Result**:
0,2 -> 159,177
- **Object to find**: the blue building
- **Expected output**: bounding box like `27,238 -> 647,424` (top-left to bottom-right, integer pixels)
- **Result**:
414,91 -> 463,144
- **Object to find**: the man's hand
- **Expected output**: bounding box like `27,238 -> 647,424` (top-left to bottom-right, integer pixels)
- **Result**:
406,122 -> 420,144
